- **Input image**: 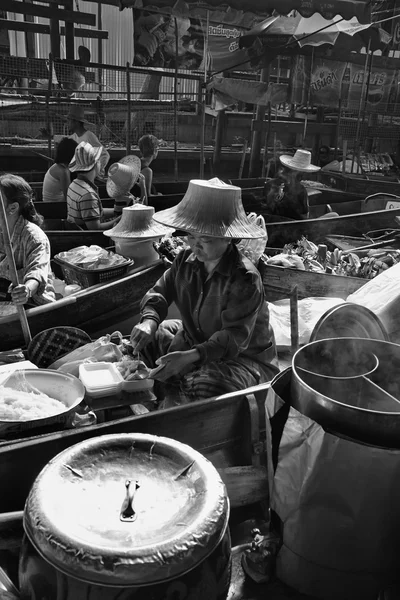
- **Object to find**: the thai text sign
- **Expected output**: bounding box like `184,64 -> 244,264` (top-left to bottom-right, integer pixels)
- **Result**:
133,8 -> 257,72
291,55 -> 399,110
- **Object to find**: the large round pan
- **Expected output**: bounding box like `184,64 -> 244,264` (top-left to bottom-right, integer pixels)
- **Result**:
291,338 -> 400,448
0,369 -> 85,437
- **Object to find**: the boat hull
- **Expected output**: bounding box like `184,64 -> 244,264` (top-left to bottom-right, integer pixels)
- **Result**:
1,262 -> 165,351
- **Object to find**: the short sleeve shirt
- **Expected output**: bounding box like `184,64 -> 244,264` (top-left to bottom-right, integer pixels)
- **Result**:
263,177 -> 309,220
66,177 -> 104,228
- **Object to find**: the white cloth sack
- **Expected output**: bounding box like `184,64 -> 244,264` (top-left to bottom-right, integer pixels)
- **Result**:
268,297 -> 344,351
346,261 -> 400,341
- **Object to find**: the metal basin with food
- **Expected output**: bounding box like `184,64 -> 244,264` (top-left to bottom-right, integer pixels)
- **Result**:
0,369 -> 85,437
291,338 -> 400,448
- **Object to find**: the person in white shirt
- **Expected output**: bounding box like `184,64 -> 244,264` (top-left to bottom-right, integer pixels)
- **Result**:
66,105 -> 110,178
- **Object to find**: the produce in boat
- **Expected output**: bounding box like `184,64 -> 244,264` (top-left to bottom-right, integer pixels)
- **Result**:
263,236 -> 400,279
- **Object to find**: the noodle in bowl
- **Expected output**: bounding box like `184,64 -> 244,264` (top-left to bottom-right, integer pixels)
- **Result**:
0,370 -> 85,434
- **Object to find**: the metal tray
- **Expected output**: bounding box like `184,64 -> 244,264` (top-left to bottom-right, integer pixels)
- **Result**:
310,303 -> 389,343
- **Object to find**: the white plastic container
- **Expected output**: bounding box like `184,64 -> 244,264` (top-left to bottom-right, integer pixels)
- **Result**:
79,362 -> 153,398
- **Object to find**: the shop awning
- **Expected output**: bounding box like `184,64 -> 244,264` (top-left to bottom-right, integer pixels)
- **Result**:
123,0 -> 372,25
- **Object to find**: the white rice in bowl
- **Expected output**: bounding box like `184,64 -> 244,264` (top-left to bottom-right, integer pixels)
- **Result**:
0,387 -> 66,421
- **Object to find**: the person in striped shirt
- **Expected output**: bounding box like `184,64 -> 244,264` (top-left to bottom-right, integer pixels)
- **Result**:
67,142 -> 120,231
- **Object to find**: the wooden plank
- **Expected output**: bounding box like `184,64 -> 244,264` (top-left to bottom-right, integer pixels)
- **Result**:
260,261 -> 366,302
0,20 -> 108,39
3,0 -> 96,26
252,119 -> 336,137
265,208 -> 400,248
0,386 -> 269,512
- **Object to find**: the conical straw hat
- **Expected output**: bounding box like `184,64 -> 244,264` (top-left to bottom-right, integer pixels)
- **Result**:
279,149 -> 320,172
152,178 -> 267,239
103,204 -> 171,239
106,161 -> 140,198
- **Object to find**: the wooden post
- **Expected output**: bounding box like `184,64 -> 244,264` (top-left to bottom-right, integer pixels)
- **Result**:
126,62 -> 131,155
64,0 -> 75,60
334,98 -> 342,161
97,1 -> 103,94
248,66 -> 270,177
200,10 -> 209,179
49,8 -> 61,60
47,54 -> 53,162
290,285 -> 299,355
261,102 -> 271,178
173,18 -> 179,181
212,109 -> 225,176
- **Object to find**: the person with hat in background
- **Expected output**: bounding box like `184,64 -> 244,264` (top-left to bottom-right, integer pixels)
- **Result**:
262,149 -> 320,221
106,155 -> 148,218
67,141 -> 120,231
66,105 -> 110,179
137,134 -> 160,196
130,178 -> 279,408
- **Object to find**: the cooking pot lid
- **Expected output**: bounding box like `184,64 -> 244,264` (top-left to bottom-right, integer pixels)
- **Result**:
24,433 -> 228,587
310,303 -> 389,343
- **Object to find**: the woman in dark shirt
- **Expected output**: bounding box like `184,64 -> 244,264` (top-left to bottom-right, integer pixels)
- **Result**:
263,149 -> 320,221
130,178 -> 279,407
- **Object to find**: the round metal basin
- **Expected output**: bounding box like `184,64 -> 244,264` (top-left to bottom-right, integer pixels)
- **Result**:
291,338 -> 400,448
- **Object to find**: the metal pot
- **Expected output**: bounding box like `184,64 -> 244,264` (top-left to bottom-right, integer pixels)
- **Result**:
0,369 -> 85,437
20,433 -> 231,599
291,338 -> 400,448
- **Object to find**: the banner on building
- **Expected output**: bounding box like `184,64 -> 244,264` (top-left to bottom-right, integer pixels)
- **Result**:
291,54 -> 399,111
132,7 -> 261,72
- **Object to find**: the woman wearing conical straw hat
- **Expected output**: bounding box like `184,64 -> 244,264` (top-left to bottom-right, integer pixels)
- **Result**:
130,178 -> 279,407
263,149 -> 320,221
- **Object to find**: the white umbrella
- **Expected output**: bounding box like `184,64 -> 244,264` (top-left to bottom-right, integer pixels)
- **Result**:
241,11 -> 372,49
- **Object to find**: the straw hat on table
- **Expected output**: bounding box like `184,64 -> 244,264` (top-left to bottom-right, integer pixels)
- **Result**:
152,177 -> 267,239
103,204 -> 171,240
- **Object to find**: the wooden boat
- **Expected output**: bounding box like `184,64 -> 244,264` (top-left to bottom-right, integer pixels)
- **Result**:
259,260 -> 366,303
34,189 -> 367,234
265,207 -> 400,248
320,170 -> 400,196
2,229 -> 370,354
1,260 -> 165,351
31,177 -> 360,206
0,381 -> 271,512
43,205 -> 400,256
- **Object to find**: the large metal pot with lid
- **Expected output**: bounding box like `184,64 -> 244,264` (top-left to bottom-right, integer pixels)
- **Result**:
19,433 -> 231,600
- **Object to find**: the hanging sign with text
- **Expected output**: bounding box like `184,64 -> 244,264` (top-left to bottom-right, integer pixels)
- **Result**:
291,55 -> 399,111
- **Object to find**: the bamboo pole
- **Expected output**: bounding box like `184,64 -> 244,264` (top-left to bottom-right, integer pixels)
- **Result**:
0,186 -> 32,346
302,47 -> 315,145
352,38 -> 372,175
261,102 -> 271,178
126,62 -> 131,155
200,10 -> 209,179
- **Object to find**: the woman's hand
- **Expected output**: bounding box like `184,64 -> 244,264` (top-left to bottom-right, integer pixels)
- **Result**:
130,319 -> 158,353
10,283 -> 33,305
151,349 -> 200,382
